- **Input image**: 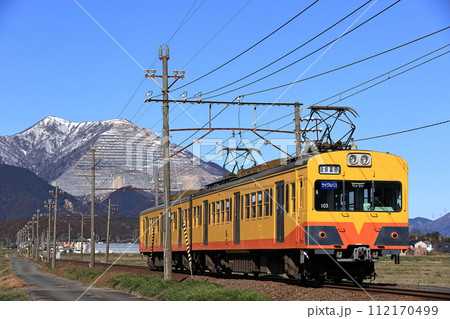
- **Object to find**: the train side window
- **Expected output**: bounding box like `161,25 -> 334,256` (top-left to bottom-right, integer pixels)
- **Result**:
193,207 -> 197,228
257,191 -> 263,218
264,190 -> 269,216
291,183 -> 296,213
185,209 -> 190,228
285,184 -> 290,214
299,178 -> 304,210
199,205 -> 202,226
245,194 -> 250,219
251,192 -> 256,219
226,199 -> 231,222
211,203 -> 214,224
220,200 -> 224,223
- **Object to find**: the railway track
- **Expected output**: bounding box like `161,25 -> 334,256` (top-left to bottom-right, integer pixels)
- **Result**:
323,283 -> 450,301
55,259 -> 450,300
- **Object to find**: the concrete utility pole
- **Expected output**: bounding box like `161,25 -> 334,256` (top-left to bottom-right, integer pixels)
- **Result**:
50,186 -> 63,269
295,102 -> 301,157
145,45 -> 184,280
36,210 -> 40,259
31,216 -> 35,259
68,223 -> 71,253
90,146 -> 96,268
80,214 -> 84,261
106,199 -> 111,263
44,199 -> 53,262
155,170 -> 159,206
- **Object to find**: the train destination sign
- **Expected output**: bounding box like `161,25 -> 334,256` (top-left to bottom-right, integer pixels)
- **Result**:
320,181 -> 338,189
319,165 -> 341,175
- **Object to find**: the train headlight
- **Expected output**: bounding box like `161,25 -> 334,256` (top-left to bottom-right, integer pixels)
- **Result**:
360,155 -> 370,165
348,154 -> 358,165
347,153 -> 372,167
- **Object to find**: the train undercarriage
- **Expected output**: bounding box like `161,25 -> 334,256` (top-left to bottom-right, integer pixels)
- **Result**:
144,246 -> 392,285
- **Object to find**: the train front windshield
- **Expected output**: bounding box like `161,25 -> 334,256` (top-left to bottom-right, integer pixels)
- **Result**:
314,180 -> 402,212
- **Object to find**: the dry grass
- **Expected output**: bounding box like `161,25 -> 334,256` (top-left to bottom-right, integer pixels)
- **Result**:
60,253 -> 148,266
373,255 -> 450,288
61,252 -> 450,288
0,250 -> 29,300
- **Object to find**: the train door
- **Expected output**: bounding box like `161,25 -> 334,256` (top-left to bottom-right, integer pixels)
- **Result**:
203,200 -> 209,245
178,207 -> 182,247
160,213 -> 164,248
233,192 -> 241,245
276,181 -> 285,243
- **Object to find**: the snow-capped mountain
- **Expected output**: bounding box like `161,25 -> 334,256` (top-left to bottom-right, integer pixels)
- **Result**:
0,116 -> 225,196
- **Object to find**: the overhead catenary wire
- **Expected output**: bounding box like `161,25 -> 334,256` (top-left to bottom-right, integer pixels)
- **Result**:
136,0 -> 253,125
214,45 -> 450,160
72,0 -> 146,71
356,120 -> 450,142
182,0 -> 252,69
314,46 -> 450,106
242,26 -> 450,99
198,0 -> 373,98
204,0 -> 401,100
252,43 -> 450,130
172,0 -> 320,93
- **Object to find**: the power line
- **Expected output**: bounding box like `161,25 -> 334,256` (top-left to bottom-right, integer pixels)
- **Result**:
243,26 -> 450,98
181,0 -> 252,69
118,1 -> 205,122
356,120 -> 450,141
253,44 -> 449,129
232,46 -> 450,155
199,0 -> 373,98
172,0 -> 320,92
72,0 -> 145,71
314,46 -> 449,106
204,0 -> 401,100
165,0 -> 204,46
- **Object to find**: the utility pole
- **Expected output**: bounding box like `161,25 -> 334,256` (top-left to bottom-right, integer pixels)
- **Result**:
106,199 -> 111,263
68,223 -> 71,253
80,214 -> 84,261
31,216 -> 35,259
295,102 -> 301,157
145,45 -> 184,280
49,186 -> 63,270
36,210 -> 40,259
44,199 -> 54,262
155,170 -> 159,206
90,146 -> 96,268
76,146 -> 102,266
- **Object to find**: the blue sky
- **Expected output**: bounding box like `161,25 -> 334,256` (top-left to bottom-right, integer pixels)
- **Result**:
1,0 -> 449,220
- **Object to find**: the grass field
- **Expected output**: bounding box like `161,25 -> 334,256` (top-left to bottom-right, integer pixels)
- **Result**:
373,255 -> 450,288
60,252 -> 450,288
47,264 -> 270,301
0,250 -> 29,301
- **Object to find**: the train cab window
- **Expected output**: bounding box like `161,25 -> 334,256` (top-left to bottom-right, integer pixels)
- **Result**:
315,180 -> 402,212
257,191 -> 263,218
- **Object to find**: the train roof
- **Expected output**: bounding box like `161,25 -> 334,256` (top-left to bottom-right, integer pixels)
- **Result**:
140,154 -> 312,215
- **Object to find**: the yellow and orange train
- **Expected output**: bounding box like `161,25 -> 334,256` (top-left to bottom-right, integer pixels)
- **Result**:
139,150 -> 408,283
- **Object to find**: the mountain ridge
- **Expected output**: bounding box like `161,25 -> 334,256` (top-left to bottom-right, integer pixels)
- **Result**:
0,116 -> 225,197
409,213 -> 450,237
